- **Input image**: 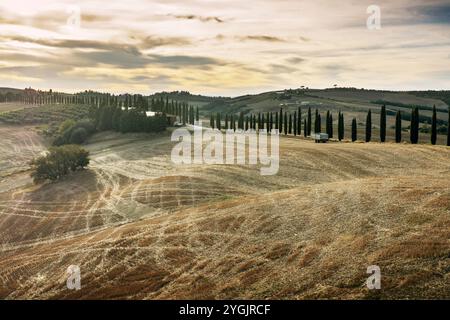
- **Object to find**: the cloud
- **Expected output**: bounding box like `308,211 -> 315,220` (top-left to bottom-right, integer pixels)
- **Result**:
414,4 -> 450,24
2,34 -> 192,53
237,35 -> 286,42
168,14 -> 225,23
269,64 -> 298,74
140,36 -> 191,49
286,57 -> 306,64
147,54 -> 225,68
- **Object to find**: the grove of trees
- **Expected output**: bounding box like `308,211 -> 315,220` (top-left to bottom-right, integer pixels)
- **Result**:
30,145 -> 90,183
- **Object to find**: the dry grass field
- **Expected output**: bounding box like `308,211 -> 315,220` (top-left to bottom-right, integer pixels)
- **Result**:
0,122 -> 449,299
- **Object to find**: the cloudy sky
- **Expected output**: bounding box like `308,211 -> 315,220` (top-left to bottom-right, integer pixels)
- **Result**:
0,0 -> 449,96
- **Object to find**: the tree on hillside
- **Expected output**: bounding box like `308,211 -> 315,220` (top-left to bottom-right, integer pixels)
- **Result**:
307,107 -> 312,136
293,111 -> 297,136
196,107 -> 199,122
284,113 -> 288,135
338,112 -> 342,141
216,113 -> 221,130
30,145 -> 89,183
210,114 -> 215,129
380,105 -> 386,142
395,110 -> 402,143
410,107 -> 419,144
258,113 -> 262,131
288,114 -> 292,134
70,128 -> 88,144
447,107 -> 450,146
314,109 -> 319,133
279,108 -> 283,133
275,112 -> 279,131
366,109 -> 372,142
239,112 -> 244,130
329,113 -> 333,139
303,118 -> 307,137
431,105 -> 437,145
326,111 -> 330,137
352,118 -> 357,142
297,108 -> 302,135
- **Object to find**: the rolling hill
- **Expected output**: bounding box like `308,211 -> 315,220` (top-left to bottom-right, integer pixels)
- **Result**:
0,122 -> 449,299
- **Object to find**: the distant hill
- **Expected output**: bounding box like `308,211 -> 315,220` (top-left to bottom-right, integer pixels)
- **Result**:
199,88 -> 450,124
0,87 -> 24,94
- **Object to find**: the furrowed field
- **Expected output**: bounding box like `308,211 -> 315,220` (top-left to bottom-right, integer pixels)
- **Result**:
0,89 -> 449,299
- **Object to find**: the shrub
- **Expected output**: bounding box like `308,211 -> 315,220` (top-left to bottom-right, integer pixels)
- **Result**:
53,119 -> 96,146
70,127 -> 88,144
30,145 -> 90,183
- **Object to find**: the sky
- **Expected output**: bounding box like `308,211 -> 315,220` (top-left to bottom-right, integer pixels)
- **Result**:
0,0 -> 449,96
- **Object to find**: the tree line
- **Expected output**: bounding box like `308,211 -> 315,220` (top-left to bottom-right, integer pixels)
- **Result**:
208,105 -> 450,146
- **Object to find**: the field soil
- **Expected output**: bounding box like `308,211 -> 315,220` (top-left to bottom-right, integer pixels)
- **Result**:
0,123 -> 449,299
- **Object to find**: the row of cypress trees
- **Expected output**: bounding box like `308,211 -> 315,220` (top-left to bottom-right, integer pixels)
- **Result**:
351,105 -> 449,145
209,105 -> 450,146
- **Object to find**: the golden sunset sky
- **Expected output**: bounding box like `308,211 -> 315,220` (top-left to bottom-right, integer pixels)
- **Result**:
1,0 -> 449,96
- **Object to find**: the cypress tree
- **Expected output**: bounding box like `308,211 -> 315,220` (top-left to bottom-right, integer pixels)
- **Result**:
245,116 -> 249,131
307,107 -> 312,136
431,105 -> 437,145
269,112 -> 273,132
216,113 -> 221,130
210,114 -> 215,129
380,105 -> 386,142
326,111 -> 330,136
257,113 -> 261,131
395,110 -> 402,143
279,108 -> 283,133
297,108 -> 301,135
293,111 -> 297,136
266,112 -> 270,132
289,114 -> 292,134
337,112 -> 341,141
239,112 -> 244,130
314,109 -> 319,133
352,118 -> 357,142
318,114 -> 321,133
284,113 -> 288,135
365,109 -> 372,142
225,114 -> 229,129
196,107 -> 199,122
261,113 -> 265,131
410,108 -> 415,144
411,107 -> 419,144
275,112 -> 279,131
303,118 -> 307,137
329,113 -> 333,138
415,107 -> 420,143
447,107 -> 450,146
